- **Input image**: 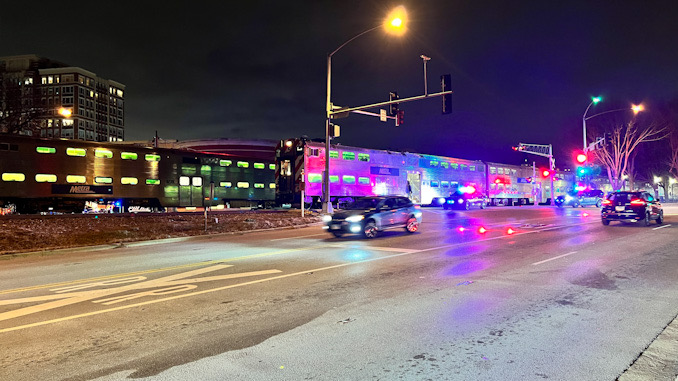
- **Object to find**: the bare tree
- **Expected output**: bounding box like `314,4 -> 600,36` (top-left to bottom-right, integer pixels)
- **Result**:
0,76 -> 44,136
592,120 -> 669,191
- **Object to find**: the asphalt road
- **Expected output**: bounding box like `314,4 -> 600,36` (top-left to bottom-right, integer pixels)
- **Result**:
1,205 -> 678,381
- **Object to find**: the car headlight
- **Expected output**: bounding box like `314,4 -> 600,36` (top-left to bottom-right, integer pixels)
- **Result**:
565,195 -> 573,202
458,199 -> 464,204
322,215 -> 332,223
345,215 -> 364,223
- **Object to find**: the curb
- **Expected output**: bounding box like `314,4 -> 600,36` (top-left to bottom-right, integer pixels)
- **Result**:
618,311 -> 678,380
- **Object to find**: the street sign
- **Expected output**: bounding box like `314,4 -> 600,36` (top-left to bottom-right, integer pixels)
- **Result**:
380,109 -> 387,122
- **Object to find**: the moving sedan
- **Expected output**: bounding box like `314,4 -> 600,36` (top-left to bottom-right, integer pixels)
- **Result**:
601,191 -> 664,226
443,191 -> 489,210
556,189 -> 604,208
323,196 -> 422,238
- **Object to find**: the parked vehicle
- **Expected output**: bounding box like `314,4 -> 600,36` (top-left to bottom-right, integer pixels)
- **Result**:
601,191 -> 663,226
556,189 -> 603,208
443,189 -> 488,210
323,196 -> 422,238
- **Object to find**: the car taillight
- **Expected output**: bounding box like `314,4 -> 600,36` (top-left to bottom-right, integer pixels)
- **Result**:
602,199 -> 612,206
630,199 -> 646,206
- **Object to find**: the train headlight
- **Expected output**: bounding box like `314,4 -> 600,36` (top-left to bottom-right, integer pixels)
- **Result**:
346,215 -> 364,223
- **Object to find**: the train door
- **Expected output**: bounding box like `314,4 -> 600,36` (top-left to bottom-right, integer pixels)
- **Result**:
407,172 -> 421,204
179,176 -> 204,206
276,158 -> 294,205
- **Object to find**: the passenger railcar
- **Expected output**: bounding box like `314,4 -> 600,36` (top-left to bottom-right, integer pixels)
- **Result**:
0,135 -> 276,213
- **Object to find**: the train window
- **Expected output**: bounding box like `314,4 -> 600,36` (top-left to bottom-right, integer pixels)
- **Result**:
66,175 -> 86,183
269,183 -> 276,189
308,148 -> 319,157
220,182 -> 232,188
95,177 -> 113,184
219,160 -> 232,167
450,163 -> 459,170
200,165 -> 211,174
254,163 -> 265,169
358,153 -> 370,162
490,167 -> 497,174
237,182 -> 250,188
67,148 -> 86,157
192,177 -> 202,187
431,181 -> 439,187
35,174 -> 57,183
330,175 -> 339,183
36,147 -> 56,154
2,173 -> 25,182
342,152 -> 355,161
145,154 -> 161,162
307,173 -> 322,183
430,160 -> 439,167
146,179 -> 160,185
441,162 -> 449,169
470,165 -> 476,171
237,161 -> 249,168
281,161 -> 292,176
441,181 -> 449,187
343,175 -> 356,184
254,183 -> 264,188
179,176 -> 190,186
95,149 -> 113,158
0,143 -> 8,151
269,164 -> 276,170
497,168 -> 504,174
329,150 -> 339,159
505,168 -> 511,174
460,164 -> 468,171
358,177 -> 370,185
121,152 -> 138,160
121,177 -> 138,185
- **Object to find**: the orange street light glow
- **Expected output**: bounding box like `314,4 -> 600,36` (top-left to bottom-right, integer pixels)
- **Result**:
632,104 -> 644,114
384,6 -> 407,36
58,107 -> 72,118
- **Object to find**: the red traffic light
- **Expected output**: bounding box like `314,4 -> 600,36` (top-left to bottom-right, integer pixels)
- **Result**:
541,169 -> 551,177
575,153 -> 587,164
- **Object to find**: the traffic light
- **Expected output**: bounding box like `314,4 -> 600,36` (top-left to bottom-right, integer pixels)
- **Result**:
541,169 -> 552,178
575,152 -> 587,164
576,166 -> 587,176
604,132 -> 612,147
396,110 -> 404,126
389,91 -> 399,116
330,123 -> 340,138
441,74 -> 452,114
526,177 -> 532,183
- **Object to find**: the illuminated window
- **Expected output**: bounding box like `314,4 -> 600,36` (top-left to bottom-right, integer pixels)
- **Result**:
330,175 -> 339,183
219,160 -> 232,167
66,147 -> 86,157
308,148 -> 319,156
95,149 -> 113,158
146,179 -> 160,185
269,164 -> 276,170
200,165 -> 211,174
342,152 -> 355,161
121,152 -> 137,160
66,175 -> 86,183
470,165 -> 476,171
254,163 -> 265,169
431,181 -> 439,187
254,183 -> 264,188
2,173 -> 25,182
329,150 -> 339,159
95,177 -> 113,184
430,160 -> 439,167
342,175 -> 356,184
497,168 -> 504,174
179,176 -> 190,186
269,183 -> 276,189
145,154 -> 160,162
237,161 -> 249,168
237,182 -> 250,188
441,181 -> 449,187
36,147 -> 56,154
35,174 -> 57,183
220,182 -> 232,188
121,177 -> 138,185
490,167 -> 496,174
192,177 -> 202,187
358,153 -> 370,162
461,164 -> 468,171
441,162 -> 449,169
358,177 -> 370,185
451,163 -> 459,170
308,173 -> 322,183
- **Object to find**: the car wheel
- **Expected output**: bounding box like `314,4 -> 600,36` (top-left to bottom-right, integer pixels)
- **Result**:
480,202 -> 486,209
643,212 -> 651,226
331,231 -> 343,238
363,221 -> 378,238
595,200 -> 602,208
656,211 -> 664,224
601,218 -> 610,226
405,217 -> 419,233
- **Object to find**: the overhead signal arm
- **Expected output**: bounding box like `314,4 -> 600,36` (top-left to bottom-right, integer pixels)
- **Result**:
512,142 -> 555,206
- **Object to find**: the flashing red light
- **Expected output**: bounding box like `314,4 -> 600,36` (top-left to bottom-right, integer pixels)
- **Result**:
630,198 -> 646,206
478,226 -> 487,234
602,199 -> 612,205
506,227 -> 516,235
582,212 -> 589,217
576,153 -> 587,164
494,178 -> 502,184
458,227 -> 466,232
541,169 -> 551,177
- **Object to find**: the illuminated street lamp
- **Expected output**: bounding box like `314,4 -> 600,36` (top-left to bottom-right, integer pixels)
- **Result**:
582,97 -> 644,153
58,107 -> 72,118
323,6 -> 407,214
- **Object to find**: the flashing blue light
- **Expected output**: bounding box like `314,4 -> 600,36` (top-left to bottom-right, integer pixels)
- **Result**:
115,202 -> 121,207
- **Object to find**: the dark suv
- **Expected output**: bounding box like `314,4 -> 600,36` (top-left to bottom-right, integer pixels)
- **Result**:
323,196 -> 422,238
443,191 -> 489,210
601,191 -> 663,226
556,189 -> 604,208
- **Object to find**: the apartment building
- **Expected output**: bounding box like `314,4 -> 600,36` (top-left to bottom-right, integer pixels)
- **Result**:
0,54 -> 125,141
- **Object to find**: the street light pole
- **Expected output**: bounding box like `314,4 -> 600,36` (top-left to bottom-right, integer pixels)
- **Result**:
582,96 -> 601,152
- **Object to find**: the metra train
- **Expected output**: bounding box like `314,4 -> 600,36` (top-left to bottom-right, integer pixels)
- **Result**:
0,134 -> 574,214
0,135 -> 276,213
275,137 -> 574,208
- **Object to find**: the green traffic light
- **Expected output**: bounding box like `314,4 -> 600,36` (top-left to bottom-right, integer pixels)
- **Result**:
592,96 -> 602,104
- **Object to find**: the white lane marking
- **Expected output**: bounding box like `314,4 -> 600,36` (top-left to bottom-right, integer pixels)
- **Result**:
327,244 -> 420,253
270,233 -> 327,241
532,251 -> 578,266
653,224 -> 671,230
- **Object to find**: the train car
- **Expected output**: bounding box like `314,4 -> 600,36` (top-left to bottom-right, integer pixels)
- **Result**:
275,138 -> 486,207
484,162 -> 535,206
0,135 -> 276,213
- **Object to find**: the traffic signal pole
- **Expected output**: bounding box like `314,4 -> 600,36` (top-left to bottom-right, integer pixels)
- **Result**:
513,143 -> 556,206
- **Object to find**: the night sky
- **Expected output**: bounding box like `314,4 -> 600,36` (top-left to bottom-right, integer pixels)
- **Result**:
2,1 -> 677,167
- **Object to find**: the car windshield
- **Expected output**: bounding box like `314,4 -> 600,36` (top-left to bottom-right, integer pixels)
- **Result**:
345,197 -> 383,210
608,192 -> 641,202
